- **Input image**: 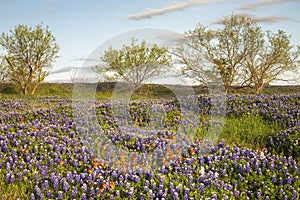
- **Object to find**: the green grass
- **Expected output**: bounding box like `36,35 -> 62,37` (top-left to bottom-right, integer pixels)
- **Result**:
197,114 -> 283,149
1,82 -> 300,98
0,172 -> 30,199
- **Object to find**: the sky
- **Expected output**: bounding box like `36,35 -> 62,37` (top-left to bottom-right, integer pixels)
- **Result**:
1,0 -> 300,84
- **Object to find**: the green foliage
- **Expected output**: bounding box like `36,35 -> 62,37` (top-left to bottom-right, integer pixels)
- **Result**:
176,14 -> 300,94
34,83 -> 73,97
244,29 -> 300,94
0,83 -> 19,94
197,114 -> 282,149
0,24 -> 59,95
96,37 -> 172,88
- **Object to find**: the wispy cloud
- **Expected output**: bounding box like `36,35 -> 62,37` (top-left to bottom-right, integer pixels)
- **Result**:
50,66 -> 94,75
68,58 -> 99,62
50,66 -> 77,74
154,32 -> 185,44
128,0 -> 229,20
240,0 -> 296,11
254,15 -> 289,24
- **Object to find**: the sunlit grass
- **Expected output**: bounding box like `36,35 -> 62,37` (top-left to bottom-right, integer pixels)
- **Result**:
197,114 -> 283,149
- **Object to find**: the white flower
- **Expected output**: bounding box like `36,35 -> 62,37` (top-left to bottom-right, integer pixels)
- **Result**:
200,166 -> 205,175
214,172 -> 219,178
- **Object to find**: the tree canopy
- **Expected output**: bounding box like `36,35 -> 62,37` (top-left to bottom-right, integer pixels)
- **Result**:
175,14 -> 300,93
0,24 -> 59,95
96,38 -> 172,88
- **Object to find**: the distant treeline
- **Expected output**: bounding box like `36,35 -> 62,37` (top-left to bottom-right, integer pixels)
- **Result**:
0,82 -> 299,97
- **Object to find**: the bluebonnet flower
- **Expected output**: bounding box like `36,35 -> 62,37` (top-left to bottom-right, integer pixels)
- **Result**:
271,174 -> 277,183
199,183 -> 205,195
5,172 -> 11,183
292,189 -> 297,200
269,136 -> 274,145
233,189 -> 240,197
42,180 -> 49,191
34,185 -> 43,199
81,193 -> 87,200
29,193 -> 35,200
71,187 -> 78,198
279,188 -> 285,195
173,192 -> 179,200
47,190 -> 53,199
17,172 -> 22,182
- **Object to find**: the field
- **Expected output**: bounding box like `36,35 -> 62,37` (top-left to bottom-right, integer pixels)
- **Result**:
0,93 -> 299,199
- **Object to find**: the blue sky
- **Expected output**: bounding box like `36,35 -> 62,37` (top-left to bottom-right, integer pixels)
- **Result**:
1,0 -> 300,83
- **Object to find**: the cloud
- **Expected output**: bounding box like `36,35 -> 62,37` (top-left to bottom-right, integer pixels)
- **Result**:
154,32 -> 185,44
68,58 -> 99,62
211,14 -> 289,25
128,0 -> 229,20
254,15 -> 289,24
240,0 -> 296,11
50,66 -> 77,74
50,66 -> 94,75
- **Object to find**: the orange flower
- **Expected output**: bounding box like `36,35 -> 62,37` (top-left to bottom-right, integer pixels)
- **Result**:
135,118 -> 140,125
99,161 -> 109,169
190,148 -> 196,155
88,168 -> 93,174
60,160 -> 65,165
109,181 -> 115,188
132,156 -> 137,161
20,118 -> 25,123
102,182 -> 107,188
94,161 -> 99,168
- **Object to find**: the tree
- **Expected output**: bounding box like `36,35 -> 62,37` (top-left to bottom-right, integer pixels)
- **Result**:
175,15 -> 262,93
0,24 -> 59,95
244,30 -> 300,93
69,69 -> 78,84
175,14 -> 299,93
96,38 -> 172,88
0,55 -> 9,92
0,55 -> 7,82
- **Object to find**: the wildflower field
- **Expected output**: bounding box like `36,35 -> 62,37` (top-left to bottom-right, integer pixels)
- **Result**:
0,94 -> 299,199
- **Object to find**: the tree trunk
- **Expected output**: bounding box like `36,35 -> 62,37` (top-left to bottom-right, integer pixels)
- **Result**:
225,84 -> 231,94
23,86 -> 28,96
31,83 -> 40,95
255,83 -> 265,94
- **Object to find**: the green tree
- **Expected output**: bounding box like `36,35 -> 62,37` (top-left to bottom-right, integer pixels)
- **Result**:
175,14 -> 299,93
0,24 -> 59,95
0,55 -> 7,82
0,55 -> 8,92
96,38 -> 172,88
244,30 -> 300,93
176,15 -> 262,93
